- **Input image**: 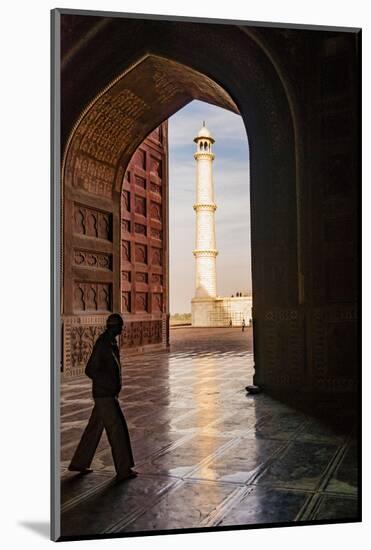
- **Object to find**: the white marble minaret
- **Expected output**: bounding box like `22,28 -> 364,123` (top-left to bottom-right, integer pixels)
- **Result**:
191,123 -> 219,325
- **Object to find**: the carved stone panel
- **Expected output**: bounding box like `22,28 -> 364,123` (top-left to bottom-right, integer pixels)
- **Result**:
132,148 -> 146,170
150,182 -> 162,195
74,204 -> 112,241
135,195 -> 147,216
122,190 -> 131,211
151,228 -> 162,240
152,273 -> 163,285
142,321 -> 151,345
136,293 -> 148,312
63,317 -> 106,376
120,320 -> 162,350
150,157 -> 162,177
73,156 -> 115,198
135,223 -> 147,236
312,306 -> 357,392
122,291 -> 131,312
136,272 -> 148,283
150,202 -> 162,221
153,293 -> 163,312
135,175 -> 146,189
121,219 -> 131,233
152,247 -> 162,266
122,240 -> 131,262
122,271 -> 131,282
73,282 -> 112,312
135,244 -> 147,264
74,249 -> 112,270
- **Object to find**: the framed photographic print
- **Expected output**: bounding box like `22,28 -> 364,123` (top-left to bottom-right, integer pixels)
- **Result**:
51,7 -> 361,542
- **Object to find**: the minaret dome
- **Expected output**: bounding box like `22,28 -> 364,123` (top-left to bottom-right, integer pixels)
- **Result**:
194,122 -> 215,153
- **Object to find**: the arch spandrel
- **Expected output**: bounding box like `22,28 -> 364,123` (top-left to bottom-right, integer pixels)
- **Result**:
63,54 -> 240,200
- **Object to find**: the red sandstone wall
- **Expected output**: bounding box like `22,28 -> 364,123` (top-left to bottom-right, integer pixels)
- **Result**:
120,122 -> 169,353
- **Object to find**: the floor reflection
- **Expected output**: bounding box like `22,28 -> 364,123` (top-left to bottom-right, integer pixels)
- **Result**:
60,327 -> 358,538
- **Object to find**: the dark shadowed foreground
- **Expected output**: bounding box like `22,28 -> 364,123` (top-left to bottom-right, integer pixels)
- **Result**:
60,328 -> 358,539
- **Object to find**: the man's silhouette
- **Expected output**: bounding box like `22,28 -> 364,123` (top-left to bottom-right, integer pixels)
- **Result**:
68,313 -> 136,482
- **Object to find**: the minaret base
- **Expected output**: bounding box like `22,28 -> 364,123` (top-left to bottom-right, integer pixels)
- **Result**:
191,297 -> 217,327
191,296 -> 252,327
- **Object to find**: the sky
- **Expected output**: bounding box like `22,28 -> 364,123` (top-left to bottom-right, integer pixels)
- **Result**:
168,100 -> 251,313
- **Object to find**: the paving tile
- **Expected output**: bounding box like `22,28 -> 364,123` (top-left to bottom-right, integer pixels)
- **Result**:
61,471 -> 113,507
122,480 -> 237,533
255,441 -> 339,490
325,442 -> 358,495
61,476 -> 177,537
137,434 -> 233,477
189,438 -> 284,483
248,411 -> 308,441
294,418 -> 347,445
313,495 -> 359,521
217,486 -> 308,526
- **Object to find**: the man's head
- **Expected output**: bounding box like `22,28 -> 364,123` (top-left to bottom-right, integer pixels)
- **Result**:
106,313 -> 124,336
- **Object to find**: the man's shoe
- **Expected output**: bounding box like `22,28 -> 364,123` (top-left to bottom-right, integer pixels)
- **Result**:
68,465 -> 93,474
114,469 -> 138,483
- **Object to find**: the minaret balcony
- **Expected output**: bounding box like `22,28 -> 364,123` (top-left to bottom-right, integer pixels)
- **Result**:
194,152 -> 215,161
193,203 -> 217,211
192,249 -> 219,257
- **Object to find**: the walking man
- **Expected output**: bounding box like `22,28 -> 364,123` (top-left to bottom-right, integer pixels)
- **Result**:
242,318 -> 245,332
68,313 -> 136,482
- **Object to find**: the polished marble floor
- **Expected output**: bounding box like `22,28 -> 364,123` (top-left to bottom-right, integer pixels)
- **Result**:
60,327 -> 358,538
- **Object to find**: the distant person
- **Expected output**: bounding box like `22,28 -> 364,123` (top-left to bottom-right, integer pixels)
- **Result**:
229,318 -> 232,327
68,313 -> 136,483
242,318 -> 246,332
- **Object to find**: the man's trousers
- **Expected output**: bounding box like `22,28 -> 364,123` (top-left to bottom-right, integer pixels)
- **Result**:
69,396 -> 134,476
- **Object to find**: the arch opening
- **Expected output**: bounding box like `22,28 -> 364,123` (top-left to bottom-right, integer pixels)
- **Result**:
62,48 -> 299,402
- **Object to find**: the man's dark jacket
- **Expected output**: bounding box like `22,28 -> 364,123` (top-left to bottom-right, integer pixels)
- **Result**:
85,330 -> 122,397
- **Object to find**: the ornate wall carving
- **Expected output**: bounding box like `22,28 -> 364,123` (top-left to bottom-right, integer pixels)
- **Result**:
152,273 -> 163,285
121,219 -> 131,232
73,249 -> 112,270
121,320 -> 162,349
135,175 -> 146,189
135,223 -> 147,235
136,272 -> 148,283
153,293 -> 163,312
150,157 -> 162,177
135,243 -> 147,263
122,240 -> 131,262
150,203 -> 162,221
312,306 -> 357,392
135,195 -> 147,216
63,316 -> 106,377
136,293 -> 148,312
152,247 -> 162,266
150,182 -> 162,195
132,148 -> 146,170
122,190 -> 130,211
73,282 -> 112,312
73,204 -> 112,240
122,291 -> 131,312
122,271 -> 131,282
